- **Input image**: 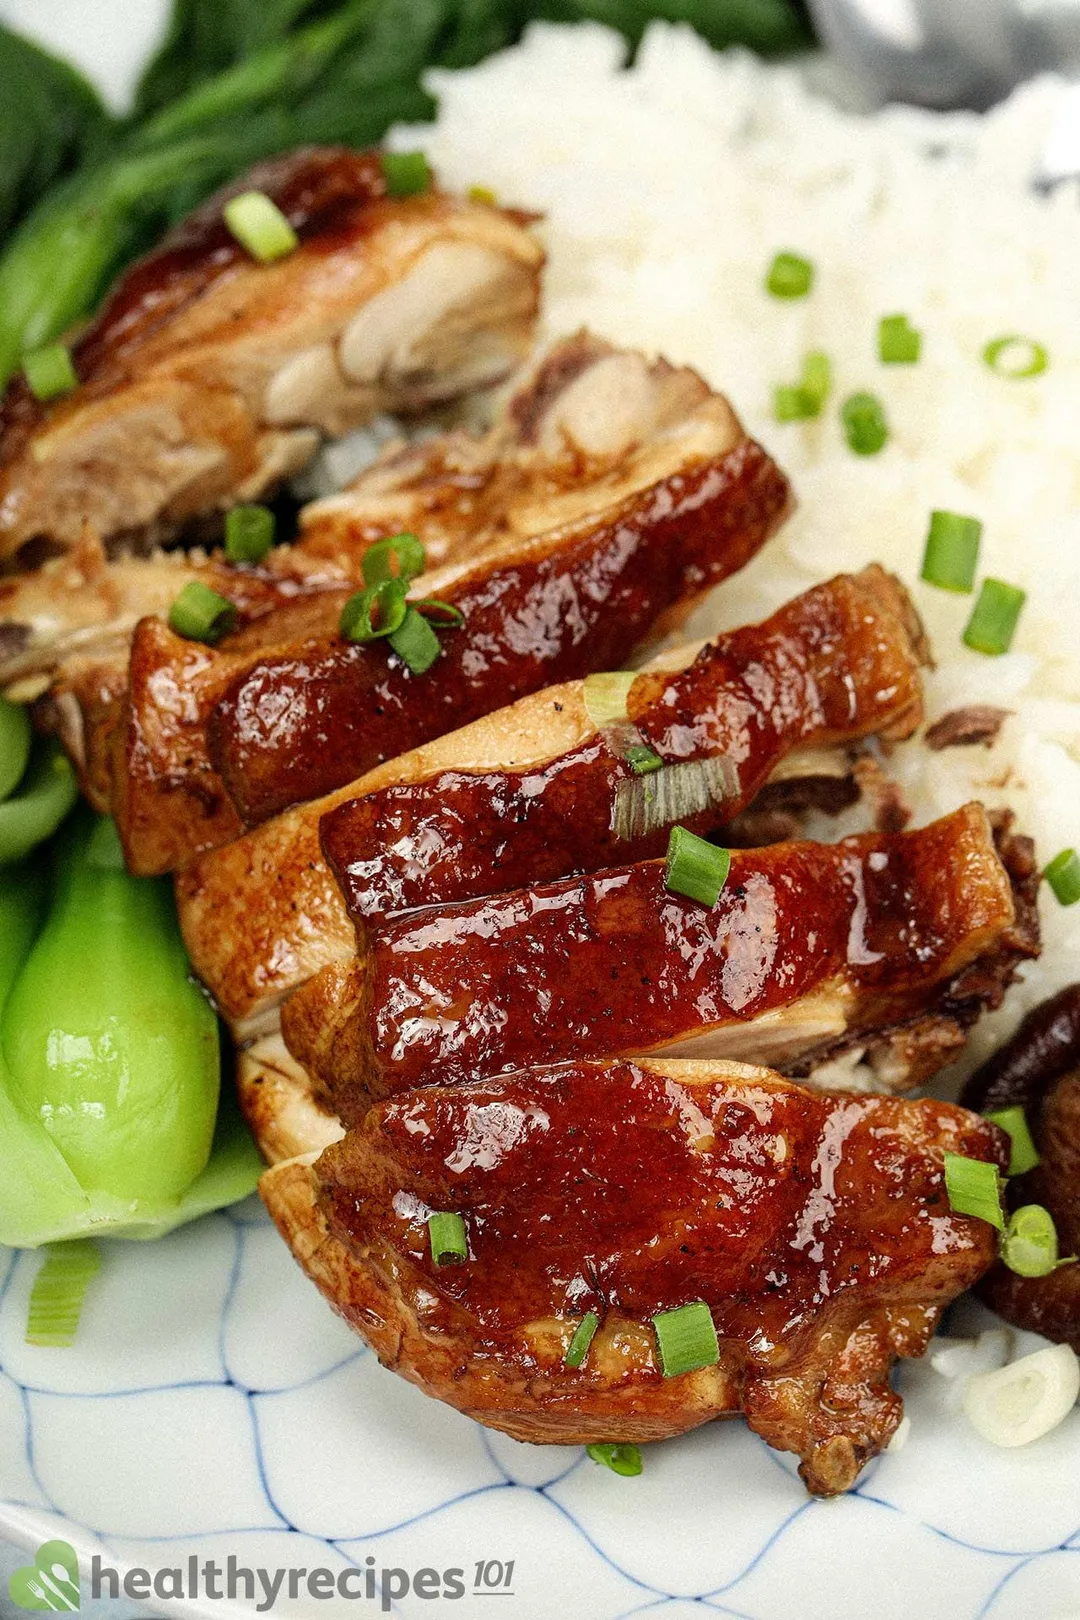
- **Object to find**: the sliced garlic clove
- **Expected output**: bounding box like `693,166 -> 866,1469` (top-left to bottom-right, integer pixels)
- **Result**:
962,1342 -> 1080,1448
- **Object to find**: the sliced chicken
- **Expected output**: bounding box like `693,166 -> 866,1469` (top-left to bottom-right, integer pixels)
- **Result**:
281,804 -> 1039,1124
0,147 -> 543,566
176,568 -> 924,1037
261,1056 -> 1003,1495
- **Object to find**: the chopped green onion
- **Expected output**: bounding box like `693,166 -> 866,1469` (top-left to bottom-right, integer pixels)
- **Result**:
361,532 -> 426,587
841,392 -> 888,456
615,756 -> 740,843
223,190 -> 299,263
586,1442 -> 642,1476
583,671 -> 637,729
986,1105 -> 1041,1177
564,1312 -> 600,1368
773,352 -> 832,423
0,696 -> 32,804
626,744 -> 663,775
26,1242 -> 101,1347
224,504 -> 275,565
878,314 -> 922,364
962,578 -> 1025,656
22,341 -> 78,402
943,1151 -> 1004,1230
339,579 -> 408,642
921,510 -> 982,593
1001,1204 -> 1059,1278
664,825 -> 731,908
382,151 -> 431,197
427,1211 -> 467,1266
168,580 -> 238,644
983,335 -> 1048,380
415,598 -> 465,629
801,351 -> 832,408
652,1300 -> 720,1378
1044,848 -> 1080,908
468,184 -> 497,207
389,605 -> 441,674
766,251 -> 814,299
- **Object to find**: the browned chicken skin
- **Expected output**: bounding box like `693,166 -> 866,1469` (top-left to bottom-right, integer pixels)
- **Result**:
176,567 -> 924,1038
282,803 -> 1038,1124
261,1056 -> 1004,1495
0,148 -> 543,566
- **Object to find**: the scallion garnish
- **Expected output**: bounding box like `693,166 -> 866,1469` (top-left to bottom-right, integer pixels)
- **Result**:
564,1312 -> 600,1368
878,314 -> 922,364
614,756 -> 739,843
361,532 -> 426,587
652,1301 -> 719,1378
382,151 -> 431,197
774,385 -> 814,423
389,605 -> 441,674
663,825 -> 731,908
414,598 -> 465,629
841,392 -> 888,455
22,341 -> 78,402
986,1105 -> 1040,1177
962,578 -> 1025,656
1001,1204 -> 1059,1278
943,1152 -> 1004,1230
766,251 -> 814,299
773,351 -> 832,423
224,504 -> 275,565
626,744 -> 663,776
921,510 -> 981,593
428,1211 -> 467,1266
26,1242 -> 100,1347
586,1442 -> 643,1476
583,671 -> 637,730
468,184 -> 497,207
1043,848 -> 1080,907
340,579 -> 408,642
223,190 -> 299,263
983,335 -> 1048,380
168,580 -> 238,644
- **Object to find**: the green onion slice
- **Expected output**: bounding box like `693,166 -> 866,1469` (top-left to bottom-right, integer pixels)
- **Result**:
943,1152 -> 1004,1230
983,335 -> 1048,380
0,696 -> 32,804
652,1300 -> 720,1378
1001,1204 -> 1059,1278
224,504 -> 275,565
415,598 -> 465,629
615,756 -> 739,843
389,606 -> 442,674
26,1241 -> 101,1347
428,1211 -> 467,1266
962,578 -> 1025,656
340,579 -> 408,642
586,1442 -> 642,1476
22,341 -> 78,402
766,251 -> 814,299
564,1312 -> 600,1369
168,580 -> 238,644
223,190 -> 299,263
986,1105 -> 1040,1177
1043,848 -> 1080,908
583,671 -> 637,730
878,314 -> 922,364
774,351 -> 833,423
468,184 -> 497,207
841,392 -> 888,456
361,532 -> 426,587
626,744 -> 663,776
382,151 -> 431,198
921,510 -> 981,593
664,825 -> 731,908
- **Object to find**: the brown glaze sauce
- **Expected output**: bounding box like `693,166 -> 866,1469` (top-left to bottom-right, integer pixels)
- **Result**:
358,806 -> 1010,1099
0,148 -> 387,461
319,1060 -> 1002,1355
210,439 -> 790,823
322,570 -> 922,920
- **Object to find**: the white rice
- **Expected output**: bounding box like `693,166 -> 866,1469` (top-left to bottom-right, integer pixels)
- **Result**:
394,24 -> 1080,1085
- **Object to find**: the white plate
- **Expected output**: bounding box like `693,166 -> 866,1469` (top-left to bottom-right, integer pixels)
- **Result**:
1,5 -> 1079,1617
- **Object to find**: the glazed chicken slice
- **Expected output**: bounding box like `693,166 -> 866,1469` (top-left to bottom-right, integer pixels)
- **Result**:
261,1056 -> 1003,1495
282,803 -> 1039,1123
104,365 -> 788,873
176,567 -> 924,1037
0,147 -> 543,566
